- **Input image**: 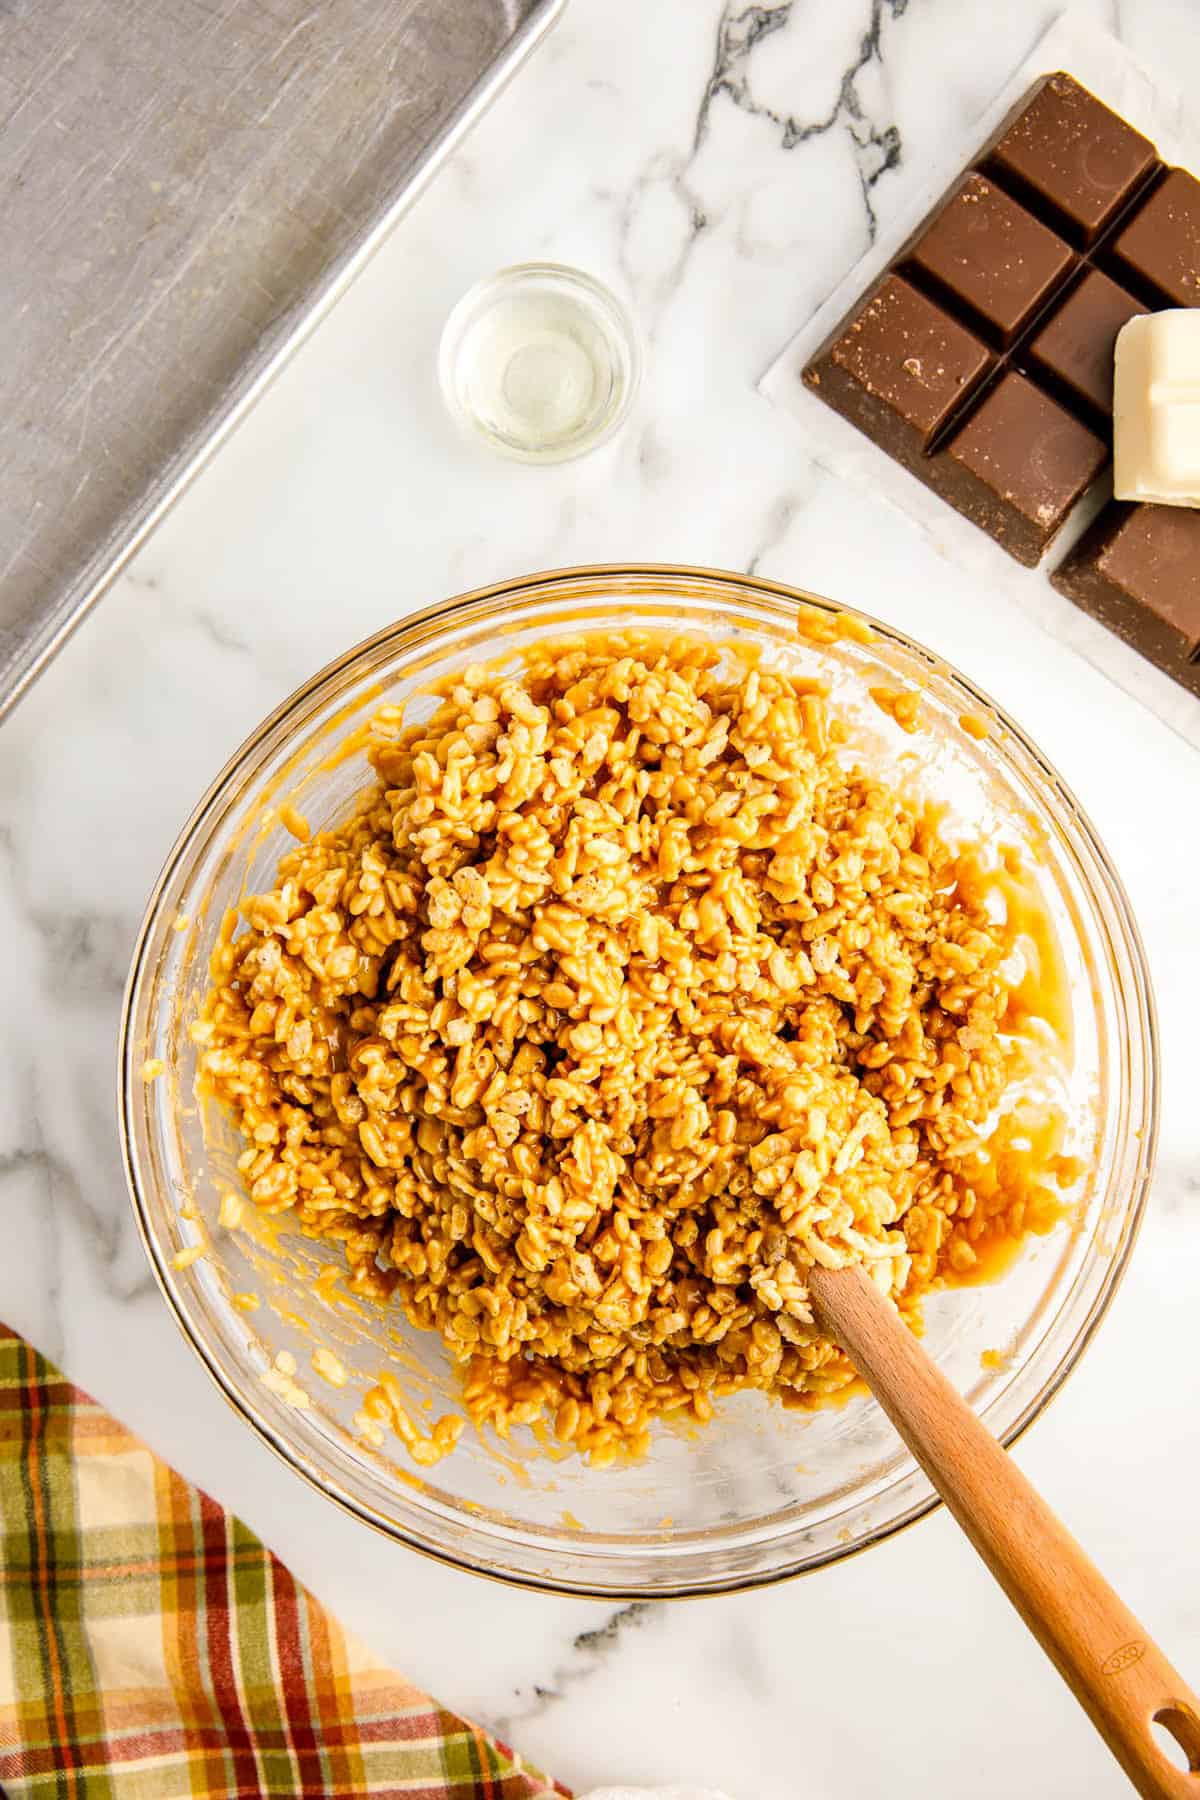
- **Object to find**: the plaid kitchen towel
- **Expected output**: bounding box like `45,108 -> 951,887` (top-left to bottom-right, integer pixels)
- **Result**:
0,1324 -> 566,1799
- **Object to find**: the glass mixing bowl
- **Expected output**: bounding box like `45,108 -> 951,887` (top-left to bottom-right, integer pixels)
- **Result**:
119,565 -> 1157,1597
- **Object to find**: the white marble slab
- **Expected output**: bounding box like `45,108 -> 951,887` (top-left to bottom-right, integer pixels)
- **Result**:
1,3 -> 1198,1796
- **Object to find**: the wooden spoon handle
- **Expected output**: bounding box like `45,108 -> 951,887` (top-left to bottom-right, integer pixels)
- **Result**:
808,1263 -> 1200,1799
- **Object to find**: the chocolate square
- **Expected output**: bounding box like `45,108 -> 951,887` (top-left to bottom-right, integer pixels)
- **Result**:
985,72 -> 1159,245
1110,168 -> 1200,308
907,173 -> 1076,344
938,372 -> 1108,565
1052,502 -> 1200,687
805,273 -> 994,458
1026,269 -> 1147,418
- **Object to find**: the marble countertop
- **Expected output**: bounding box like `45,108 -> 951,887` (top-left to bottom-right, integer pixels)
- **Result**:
3,3 -> 1199,1795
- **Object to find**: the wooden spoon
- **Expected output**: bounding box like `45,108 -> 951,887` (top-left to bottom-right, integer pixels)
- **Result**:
807,1262 -> 1200,1798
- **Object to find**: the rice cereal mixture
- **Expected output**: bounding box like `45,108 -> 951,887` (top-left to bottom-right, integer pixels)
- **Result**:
195,633 -> 1072,1465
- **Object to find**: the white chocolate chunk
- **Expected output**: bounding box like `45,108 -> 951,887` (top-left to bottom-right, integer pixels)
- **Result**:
1114,311 -> 1200,507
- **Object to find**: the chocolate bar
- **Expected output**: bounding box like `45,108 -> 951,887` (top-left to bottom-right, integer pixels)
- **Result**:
804,73 -> 1200,569
1051,503 -> 1200,696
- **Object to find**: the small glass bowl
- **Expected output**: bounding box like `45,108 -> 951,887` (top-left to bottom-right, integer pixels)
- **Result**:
437,263 -> 641,462
120,566 -> 1157,1597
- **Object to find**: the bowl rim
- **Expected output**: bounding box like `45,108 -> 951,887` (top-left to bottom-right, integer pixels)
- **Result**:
119,561 -> 1160,1597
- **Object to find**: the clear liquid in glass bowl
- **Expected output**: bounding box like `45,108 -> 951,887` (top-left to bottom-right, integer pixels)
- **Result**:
120,567 -> 1157,1596
438,264 -> 640,463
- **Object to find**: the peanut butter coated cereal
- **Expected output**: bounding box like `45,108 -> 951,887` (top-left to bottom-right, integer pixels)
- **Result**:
197,634 -> 1068,1464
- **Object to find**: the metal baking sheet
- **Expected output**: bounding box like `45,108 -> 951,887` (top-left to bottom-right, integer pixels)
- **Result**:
0,0 -> 563,720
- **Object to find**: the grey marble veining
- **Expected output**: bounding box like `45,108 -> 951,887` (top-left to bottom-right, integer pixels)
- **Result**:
696,1 -> 906,235
497,1604 -> 655,1739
